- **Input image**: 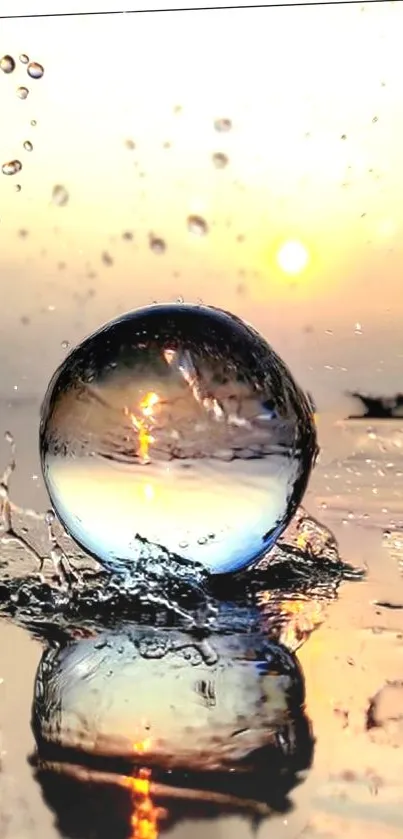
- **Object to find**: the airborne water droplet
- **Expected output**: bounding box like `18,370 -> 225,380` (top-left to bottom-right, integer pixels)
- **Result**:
212,152 -> 229,169
149,235 -> 166,255
2,160 -> 22,176
214,118 -> 232,133
30,119 -> 37,127
15,184 -> 22,192
16,86 -> 29,100
0,55 -> 15,74
187,215 -> 208,236
23,141 -> 33,152
27,61 -> 44,79
51,184 -> 69,207
19,54 -> 29,64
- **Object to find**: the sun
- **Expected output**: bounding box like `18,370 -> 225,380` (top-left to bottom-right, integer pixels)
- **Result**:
277,240 -> 309,275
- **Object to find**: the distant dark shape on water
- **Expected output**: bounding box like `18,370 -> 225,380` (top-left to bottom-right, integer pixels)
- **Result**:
347,391 -> 403,420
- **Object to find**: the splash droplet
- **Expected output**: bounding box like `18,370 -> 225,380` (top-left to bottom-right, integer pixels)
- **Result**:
214,118 -> 232,133
101,251 -> 113,266
19,54 -> 29,64
212,152 -> 229,169
149,235 -> 166,255
187,215 -> 208,236
16,86 -> 29,99
23,140 -> 33,152
61,340 -> 70,350
39,303 -> 317,576
2,160 -> 22,176
27,61 -> 44,79
15,184 -> 22,192
0,55 -> 15,74
51,184 -> 69,207
30,119 -> 37,127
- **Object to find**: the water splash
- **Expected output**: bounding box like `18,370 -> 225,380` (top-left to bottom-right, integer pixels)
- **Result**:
0,429 -> 361,645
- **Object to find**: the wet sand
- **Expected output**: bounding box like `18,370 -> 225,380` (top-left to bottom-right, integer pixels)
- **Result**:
1,409 -> 403,839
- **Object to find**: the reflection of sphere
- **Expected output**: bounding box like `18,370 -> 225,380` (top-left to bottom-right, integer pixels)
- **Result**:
32,626 -> 310,776
40,304 -> 316,574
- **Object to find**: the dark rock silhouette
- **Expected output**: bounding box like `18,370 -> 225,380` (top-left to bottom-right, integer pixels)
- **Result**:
347,392 -> 403,420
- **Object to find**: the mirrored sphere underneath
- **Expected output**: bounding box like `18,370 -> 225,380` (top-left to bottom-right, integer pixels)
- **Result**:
40,304 -> 317,574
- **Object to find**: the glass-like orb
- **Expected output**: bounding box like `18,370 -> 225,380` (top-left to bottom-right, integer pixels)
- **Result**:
39,304 -> 317,575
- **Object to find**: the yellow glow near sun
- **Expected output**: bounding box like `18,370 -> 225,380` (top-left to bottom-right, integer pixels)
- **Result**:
277,241 -> 309,275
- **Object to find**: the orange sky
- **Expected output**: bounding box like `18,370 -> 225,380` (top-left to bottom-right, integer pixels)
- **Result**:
0,1 -> 402,409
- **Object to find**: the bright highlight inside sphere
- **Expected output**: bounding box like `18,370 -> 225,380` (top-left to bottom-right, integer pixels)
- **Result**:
40,304 -> 317,575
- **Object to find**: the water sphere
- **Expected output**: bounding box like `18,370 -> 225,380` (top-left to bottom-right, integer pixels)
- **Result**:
39,304 -> 317,575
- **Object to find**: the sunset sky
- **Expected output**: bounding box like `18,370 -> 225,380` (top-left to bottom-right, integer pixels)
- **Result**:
0,0 -> 402,412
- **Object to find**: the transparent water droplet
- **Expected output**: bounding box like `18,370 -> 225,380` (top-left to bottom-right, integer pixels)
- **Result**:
2,160 -> 22,176
40,303 -> 316,576
51,184 -> 69,207
212,152 -> 229,169
27,61 -> 44,79
19,54 -> 29,64
0,55 -> 15,74
176,296 -> 184,304
16,86 -> 29,99
187,215 -> 208,236
45,509 -> 55,526
61,340 -> 69,349
15,184 -> 21,192
149,235 -> 166,255
214,118 -> 232,133
23,140 -> 33,152
30,119 -> 37,127
101,251 -> 113,266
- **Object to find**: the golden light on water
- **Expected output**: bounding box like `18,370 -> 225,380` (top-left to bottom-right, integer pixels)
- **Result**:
277,241 -> 309,275
124,767 -> 166,839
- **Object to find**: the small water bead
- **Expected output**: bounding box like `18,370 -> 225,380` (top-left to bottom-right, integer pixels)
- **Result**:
23,141 -> 33,152
40,304 -> 316,576
30,119 -> 37,127
19,54 -> 29,64
187,215 -> 208,236
149,235 -> 166,255
16,86 -> 29,99
15,184 -> 22,192
0,55 -> 15,73
212,152 -> 229,169
51,184 -> 69,207
2,160 -> 22,176
27,61 -> 44,79
214,117 -> 232,132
